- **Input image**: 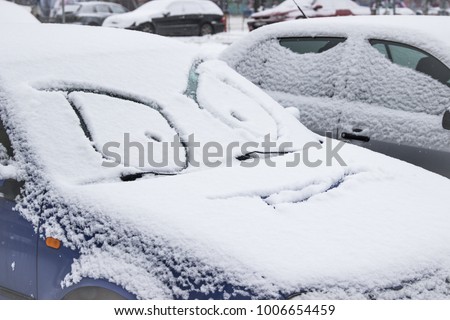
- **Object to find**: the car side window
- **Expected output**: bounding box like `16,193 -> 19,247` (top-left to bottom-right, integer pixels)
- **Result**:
110,4 -> 126,13
369,39 -> 450,87
80,5 -> 96,13
278,37 -> 346,55
95,4 -> 111,13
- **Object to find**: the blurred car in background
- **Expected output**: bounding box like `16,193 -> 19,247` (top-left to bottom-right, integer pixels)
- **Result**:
54,1 -> 128,25
372,1 -> 415,15
221,16 -> 450,178
0,0 -> 40,24
103,0 -> 225,36
425,6 -> 450,15
247,0 -> 370,31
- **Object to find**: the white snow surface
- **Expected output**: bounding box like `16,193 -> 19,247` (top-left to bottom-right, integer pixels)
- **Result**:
0,0 -> 39,24
1,24 -> 450,299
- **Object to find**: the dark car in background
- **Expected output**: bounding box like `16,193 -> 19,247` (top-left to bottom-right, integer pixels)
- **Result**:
103,0 -> 225,36
54,1 -> 128,25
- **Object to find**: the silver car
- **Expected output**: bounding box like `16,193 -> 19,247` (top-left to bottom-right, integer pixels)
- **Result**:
221,16 -> 450,178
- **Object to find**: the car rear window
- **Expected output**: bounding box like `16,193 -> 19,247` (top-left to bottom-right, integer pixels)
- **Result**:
279,37 -> 346,55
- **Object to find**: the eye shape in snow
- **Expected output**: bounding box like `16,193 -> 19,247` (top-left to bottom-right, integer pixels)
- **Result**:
42,88 -> 188,180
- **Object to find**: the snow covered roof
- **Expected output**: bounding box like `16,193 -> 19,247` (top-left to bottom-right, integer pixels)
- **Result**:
2,24 -> 450,299
222,16 -> 450,68
0,0 -> 39,24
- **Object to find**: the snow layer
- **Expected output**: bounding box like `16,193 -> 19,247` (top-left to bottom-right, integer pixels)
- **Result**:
222,16 -> 450,74
2,24 -> 450,300
0,0 -> 39,24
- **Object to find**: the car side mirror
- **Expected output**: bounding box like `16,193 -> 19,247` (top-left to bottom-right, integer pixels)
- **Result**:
162,10 -> 170,17
313,4 -> 323,11
443,110 -> 450,130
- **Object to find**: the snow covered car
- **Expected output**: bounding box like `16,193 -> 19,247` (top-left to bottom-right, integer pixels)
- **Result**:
372,1 -> 415,15
53,1 -> 128,25
0,0 -> 40,24
221,16 -> 450,179
247,0 -> 370,31
2,23 -> 450,300
103,0 -> 225,36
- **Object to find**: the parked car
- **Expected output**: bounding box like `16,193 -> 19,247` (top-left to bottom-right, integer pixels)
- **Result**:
103,0 -> 225,36
425,5 -> 450,15
247,0 -> 370,31
53,1 -> 128,25
372,0 -> 415,15
0,0 -> 40,24
2,22 -> 450,300
222,16 -> 450,179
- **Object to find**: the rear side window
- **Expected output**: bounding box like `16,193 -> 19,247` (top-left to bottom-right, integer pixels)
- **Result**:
110,4 -> 127,13
95,4 -> 111,13
369,39 -> 450,87
279,37 -> 346,55
79,5 -> 96,13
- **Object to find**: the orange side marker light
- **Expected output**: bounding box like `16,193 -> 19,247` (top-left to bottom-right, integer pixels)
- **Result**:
46,237 -> 61,250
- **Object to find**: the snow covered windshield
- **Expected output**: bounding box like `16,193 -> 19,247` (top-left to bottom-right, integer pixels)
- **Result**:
0,23 -> 317,184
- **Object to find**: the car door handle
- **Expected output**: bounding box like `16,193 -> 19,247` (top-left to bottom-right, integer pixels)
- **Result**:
341,132 -> 370,142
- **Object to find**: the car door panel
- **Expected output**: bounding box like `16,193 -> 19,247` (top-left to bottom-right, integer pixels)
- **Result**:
338,100 -> 450,178
0,179 -> 36,299
336,39 -> 450,178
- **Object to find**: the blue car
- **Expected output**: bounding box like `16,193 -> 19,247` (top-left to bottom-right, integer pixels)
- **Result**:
1,23 -> 450,300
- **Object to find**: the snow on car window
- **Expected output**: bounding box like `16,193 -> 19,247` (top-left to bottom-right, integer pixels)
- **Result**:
344,41 -> 450,116
195,60 -> 320,153
230,37 -> 347,99
68,91 -> 187,174
196,72 -> 278,142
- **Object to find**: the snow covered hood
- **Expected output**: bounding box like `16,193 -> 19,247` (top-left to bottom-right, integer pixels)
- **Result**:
0,0 -> 39,24
222,16 -> 450,68
2,24 -> 450,299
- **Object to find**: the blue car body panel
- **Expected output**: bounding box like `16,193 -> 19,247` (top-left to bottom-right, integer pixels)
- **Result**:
0,179 -> 37,299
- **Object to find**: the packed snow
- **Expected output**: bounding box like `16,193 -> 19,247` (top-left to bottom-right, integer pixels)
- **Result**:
1,24 -> 450,299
